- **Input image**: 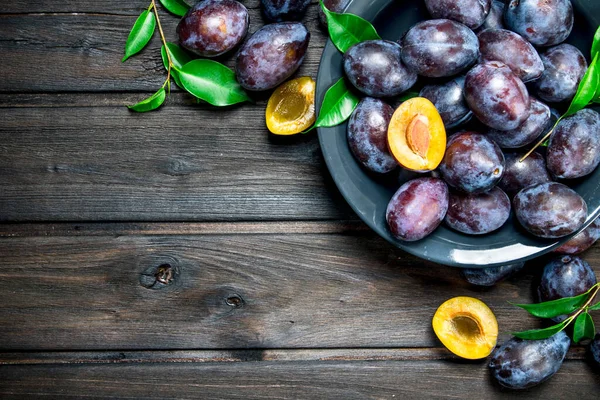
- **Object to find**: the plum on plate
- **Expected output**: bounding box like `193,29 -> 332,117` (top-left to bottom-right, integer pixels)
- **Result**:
498,152 -> 551,196
235,22 -> 310,91
318,0 -> 351,25
177,0 -> 249,57
534,44 -> 587,103
555,217 -> 600,254
445,187 -> 511,235
419,76 -> 473,128
347,98 -> 397,173
486,98 -> 551,149
489,332 -> 571,390
344,40 -> 417,97
476,0 -> 505,32
401,19 -> 479,78
424,0 -> 491,29
504,0 -> 574,47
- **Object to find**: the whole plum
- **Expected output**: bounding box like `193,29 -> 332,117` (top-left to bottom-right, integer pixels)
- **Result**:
401,19 -> 479,78
498,152 -> 551,196
504,0 -> 574,47
486,98 -> 551,149
555,217 -> 600,254
538,255 -> 597,321
318,0 -> 351,26
386,178 -> 449,241
547,109 -> 600,179
534,44 -> 587,103
419,76 -> 473,128
261,0 -> 310,22
591,335 -> 600,370
465,61 -> 530,131
344,40 -> 417,97
235,23 -> 310,91
489,332 -> 571,390
513,182 -> 587,239
445,187 -> 511,235
440,132 -> 505,193
424,0 -> 491,29
177,0 -> 249,57
477,0 -> 505,32
347,98 -> 397,173
478,29 -> 544,82
462,263 -> 524,287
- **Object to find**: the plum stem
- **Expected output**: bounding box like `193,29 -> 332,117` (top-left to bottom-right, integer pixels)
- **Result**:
150,0 -> 173,90
519,117 -> 562,163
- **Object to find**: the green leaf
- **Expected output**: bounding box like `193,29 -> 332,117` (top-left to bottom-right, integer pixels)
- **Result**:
320,0 -> 380,53
592,25 -> 600,60
176,59 -> 251,106
127,87 -> 166,112
564,53 -> 599,117
397,91 -> 419,103
573,312 -> 596,343
161,43 -> 192,88
122,10 -> 156,62
514,291 -> 591,319
159,0 -> 190,17
513,321 -> 567,340
589,301 -> 600,311
313,78 -> 360,129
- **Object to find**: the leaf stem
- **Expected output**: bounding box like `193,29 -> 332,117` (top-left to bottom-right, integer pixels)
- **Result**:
568,284 -> 600,322
151,0 -> 173,87
519,118 -> 561,163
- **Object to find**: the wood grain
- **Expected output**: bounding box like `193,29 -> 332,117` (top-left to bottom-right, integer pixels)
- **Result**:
0,360 -> 598,399
0,3 -> 327,92
0,103 -> 355,221
1,231 -> 597,350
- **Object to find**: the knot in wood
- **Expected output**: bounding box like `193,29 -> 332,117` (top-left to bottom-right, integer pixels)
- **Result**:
226,294 -> 244,308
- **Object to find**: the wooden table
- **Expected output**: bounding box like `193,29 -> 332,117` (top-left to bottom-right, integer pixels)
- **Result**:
0,1 -> 598,398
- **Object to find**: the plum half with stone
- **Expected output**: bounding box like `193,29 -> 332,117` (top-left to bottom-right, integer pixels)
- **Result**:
266,77 -> 315,135
432,296 -> 498,359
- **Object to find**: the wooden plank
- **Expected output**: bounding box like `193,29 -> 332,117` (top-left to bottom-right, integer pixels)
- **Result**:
0,359 -> 597,399
1,232 -> 596,350
0,347 -> 589,365
0,5 -> 327,92
0,104 -> 355,221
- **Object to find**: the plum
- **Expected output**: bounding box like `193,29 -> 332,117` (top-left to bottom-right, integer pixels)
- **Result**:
534,44 -> 587,103
439,132 -> 505,193
489,332 -> 571,389
386,178 -> 449,241
401,19 -> 479,78
513,182 -> 587,239
538,255 -> 597,321
419,76 -> 473,128
591,335 -> 600,369
478,29 -> 544,82
462,263 -> 524,286
424,0 -> 491,29
504,0 -> 574,47
477,0 -> 505,32
347,98 -> 397,173
547,109 -> 600,179
498,152 -> 551,196
235,22 -> 310,91
555,217 -> 600,254
465,61 -> 530,131
486,98 -> 551,149
344,40 -> 417,97
318,0 -> 351,26
445,187 -> 511,235
261,0 -> 310,22
177,0 -> 249,57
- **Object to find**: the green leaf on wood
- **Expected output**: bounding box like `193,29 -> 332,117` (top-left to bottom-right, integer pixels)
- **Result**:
592,25 -> 600,60
564,52 -> 599,117
159,0 -> 190,17
176,59 -> 251,106
127,87 -> 166,112
312,77 -> 360,130
122,9 -> 156,62
161,43 -> 192,88
573,312 -> 596,343
513,321 -> 567,340
320,0 -> 380,53
589,301 -> 600,311
514,291 -> 590,319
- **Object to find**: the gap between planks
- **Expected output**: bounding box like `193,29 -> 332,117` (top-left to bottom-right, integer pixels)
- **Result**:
0,347 -> 588,365
0,221 -> 369,237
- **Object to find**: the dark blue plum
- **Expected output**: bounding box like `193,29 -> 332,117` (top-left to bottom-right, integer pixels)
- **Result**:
534,44 -> 587,103
590,335 -> 600,370
489,332 -> 571,390
476,0 -> 505,32
486,98 -> 551,149
424,0 -> 491,29
504,0 -> 573,47
319,0 -> 351,26
261,0 -> 310,22
419,76 -> 472,128
498,152 -> 551,196
347,98 -> 397,173
555,217 -> 600,255
439,132 -> 505,193
445,187 -> 511,235
462,263 -> 524,286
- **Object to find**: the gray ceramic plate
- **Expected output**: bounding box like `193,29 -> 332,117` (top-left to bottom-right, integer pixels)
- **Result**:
317,0 -> 600,268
